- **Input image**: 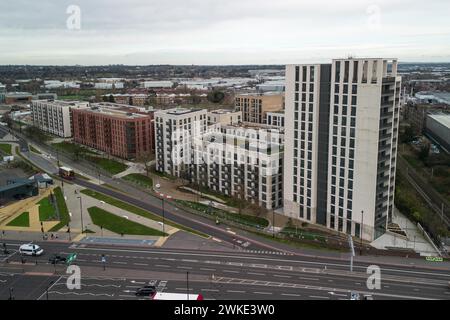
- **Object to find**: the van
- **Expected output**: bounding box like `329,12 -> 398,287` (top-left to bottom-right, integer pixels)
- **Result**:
19,244 -> 44,256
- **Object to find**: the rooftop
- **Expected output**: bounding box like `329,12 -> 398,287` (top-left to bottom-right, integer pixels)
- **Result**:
428,113 -> 450,128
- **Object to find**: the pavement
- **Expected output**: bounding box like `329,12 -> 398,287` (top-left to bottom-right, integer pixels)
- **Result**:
0,240 -> 449,300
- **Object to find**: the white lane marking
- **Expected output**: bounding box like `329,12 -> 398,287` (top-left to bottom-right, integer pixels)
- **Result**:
177,266 -> 192,270
253,291 -> 272,295
113,262 -> 127,265
37,276 -> 62,300
49,291 -> 114,297
176,288 -> 193,291
309,295 -> 330,299
248,272 -> 265,276
202,289 -> 219,292
274,275 -> 291,278
227,290 -> 246,293
223,270 -> 239,273
119,295 -> 135,298
212,238 -> 222,243
155,264 -> 170,268
200,268 -> 216,271
133,263 -> 148,266
281,293 -> 300,297
298,277 -> 319,281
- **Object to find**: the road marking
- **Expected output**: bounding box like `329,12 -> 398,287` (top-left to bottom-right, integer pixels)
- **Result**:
309,295 -> 330,299
113,262 -> 127,265
202,289 -> 219,292
253,291 -> 272,295
298,277 -> 319,281
176,288 -> 193,291
200,268 -> 216,271
155,264 -> 170,268
119,294 -> 135,298
223,270 -> 239,273
248,272 -> 265,276
212,238 -> 222,243
281,293 -> 300,297
177,266 -> 192,270
133,263 -> 148,266
274,274 -> 291,278
328,280 -> 334,282
227,290 -> 246,293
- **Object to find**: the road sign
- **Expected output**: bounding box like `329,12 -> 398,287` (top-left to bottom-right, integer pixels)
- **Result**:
66,253 -> 77,265
101,256 -> 106,263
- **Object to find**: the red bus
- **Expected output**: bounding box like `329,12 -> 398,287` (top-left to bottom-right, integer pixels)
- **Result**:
151,292 -> 204,300
59,166 -> 75,180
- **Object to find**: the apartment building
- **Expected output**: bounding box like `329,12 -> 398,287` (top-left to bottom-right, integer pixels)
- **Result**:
71,103 -> 154,160
235,92 -> 284,124
207,109 -> 242,126
31,100 -> 88,137
154,108 -> 208,177
266,111 -> 285,128
284,58 -> 401,241
0,83 -> 6,103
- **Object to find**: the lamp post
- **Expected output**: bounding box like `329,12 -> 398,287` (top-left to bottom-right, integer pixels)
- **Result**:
186,271 -> 190,301
77,196 -> 84,234
360,210 -> 364,256
272,209 -> 275,238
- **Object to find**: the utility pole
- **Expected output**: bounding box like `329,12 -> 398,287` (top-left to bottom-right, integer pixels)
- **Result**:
272,209 -> 275,238
77,196 -> 84,233
161,197 -> 165,235
348,235 -> 355,273
186,271 -> 190,301
360,210 -> 364,256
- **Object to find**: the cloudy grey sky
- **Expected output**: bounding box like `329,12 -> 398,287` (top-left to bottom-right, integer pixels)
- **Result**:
1,0 -> 450,65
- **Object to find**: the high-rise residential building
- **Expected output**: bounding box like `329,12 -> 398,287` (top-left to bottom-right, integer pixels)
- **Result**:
31,100 -> 88,137
284,58 -> 401,241
235,92 -> 284,124
207,109 -> 242,126
71,103 -> 154,160
154,108 -> 208,177
0,83 -> 6,103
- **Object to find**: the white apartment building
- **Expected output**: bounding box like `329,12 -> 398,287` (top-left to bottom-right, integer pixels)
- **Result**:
266,111 -> 285,128
31,100 -> 89,137
207,109 -> 242,126
188,125 -> 284,210
154,108 -> 208,177
284,58 -> 401,241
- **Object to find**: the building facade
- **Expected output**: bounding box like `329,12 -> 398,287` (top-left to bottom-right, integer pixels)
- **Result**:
266,111 -> 285,128
0,83 -> 6,103
71,103 -> 154,160
284,58 -> 401,241
235,92 -> 284,124
207,109 -> 242,126
31,100 -> 88,137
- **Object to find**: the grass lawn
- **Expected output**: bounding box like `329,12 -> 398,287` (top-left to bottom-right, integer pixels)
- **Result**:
52,141 -> 98,155
6,212 -> 30,227
49,187 -> 71,232
85,155 -> 128,175
38,197 -> 57,221
175,200 -> 269,228
88,206 -> 166,236
0,143 -> 12,155
80,189 -> 208,238
29,145 -> 42,154
123,173 -> 153,188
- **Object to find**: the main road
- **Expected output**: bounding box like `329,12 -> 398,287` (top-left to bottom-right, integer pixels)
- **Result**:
1,240 -> 449,300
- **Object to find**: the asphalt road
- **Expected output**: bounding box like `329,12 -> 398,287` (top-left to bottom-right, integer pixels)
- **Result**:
1,240 -> 449,300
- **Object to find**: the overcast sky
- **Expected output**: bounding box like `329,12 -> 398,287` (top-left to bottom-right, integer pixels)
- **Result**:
1,0 -> 450,65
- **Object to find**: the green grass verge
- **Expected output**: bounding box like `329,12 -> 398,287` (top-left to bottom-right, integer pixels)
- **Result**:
38,197 -> 57,221
0,143 -> 12,155
84,155 -> 128,175
80,189 -> 208,238
48,187 -> 71,232
88,206 -> 166,236
29,145 -> 42,154
122,173 -> 153,188
52,141 -> 98,155
6,212 -> 30,227
175,200 -> 269,228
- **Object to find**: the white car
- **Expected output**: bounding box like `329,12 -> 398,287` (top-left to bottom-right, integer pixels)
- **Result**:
19,244 -> 44,256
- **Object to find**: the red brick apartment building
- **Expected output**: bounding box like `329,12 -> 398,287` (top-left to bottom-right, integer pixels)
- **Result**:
71,103 -> 154,160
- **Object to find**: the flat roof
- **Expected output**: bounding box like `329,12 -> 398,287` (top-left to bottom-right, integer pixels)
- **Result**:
428,113 -> 450,128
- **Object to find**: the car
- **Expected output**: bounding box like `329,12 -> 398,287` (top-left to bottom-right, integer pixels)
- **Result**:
135,286 -> 157,296
363,295 -> 374,300
19,244 -> 44,256
48,254 -> 67,264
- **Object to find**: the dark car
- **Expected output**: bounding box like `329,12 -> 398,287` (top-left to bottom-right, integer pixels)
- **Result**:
48,254 -> 67,264
135,286 -> 157,296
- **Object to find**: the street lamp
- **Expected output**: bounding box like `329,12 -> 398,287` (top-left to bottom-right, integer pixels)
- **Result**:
272,209 -> 275,238
186,271 -> 190,301
9,287 -> 14,300
360,210 -> 364,256
77,196 -> 84,234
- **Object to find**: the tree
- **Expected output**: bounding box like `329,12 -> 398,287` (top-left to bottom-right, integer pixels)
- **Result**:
418,144 -> 430,162
207,90 -> 225,104
136,151 -> 153,177
401,125 -> 415,143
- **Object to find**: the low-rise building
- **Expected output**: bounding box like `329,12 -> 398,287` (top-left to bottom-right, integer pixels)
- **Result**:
5,92 -> 33,104
425,113 -> 450,153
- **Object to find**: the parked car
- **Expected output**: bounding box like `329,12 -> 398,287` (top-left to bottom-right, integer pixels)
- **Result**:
48,254 -> 67,264
19,244 -> 44,256
135,286 -> 157,296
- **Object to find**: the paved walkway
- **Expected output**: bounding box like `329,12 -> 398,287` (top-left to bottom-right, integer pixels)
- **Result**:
371,209 -> 439,256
